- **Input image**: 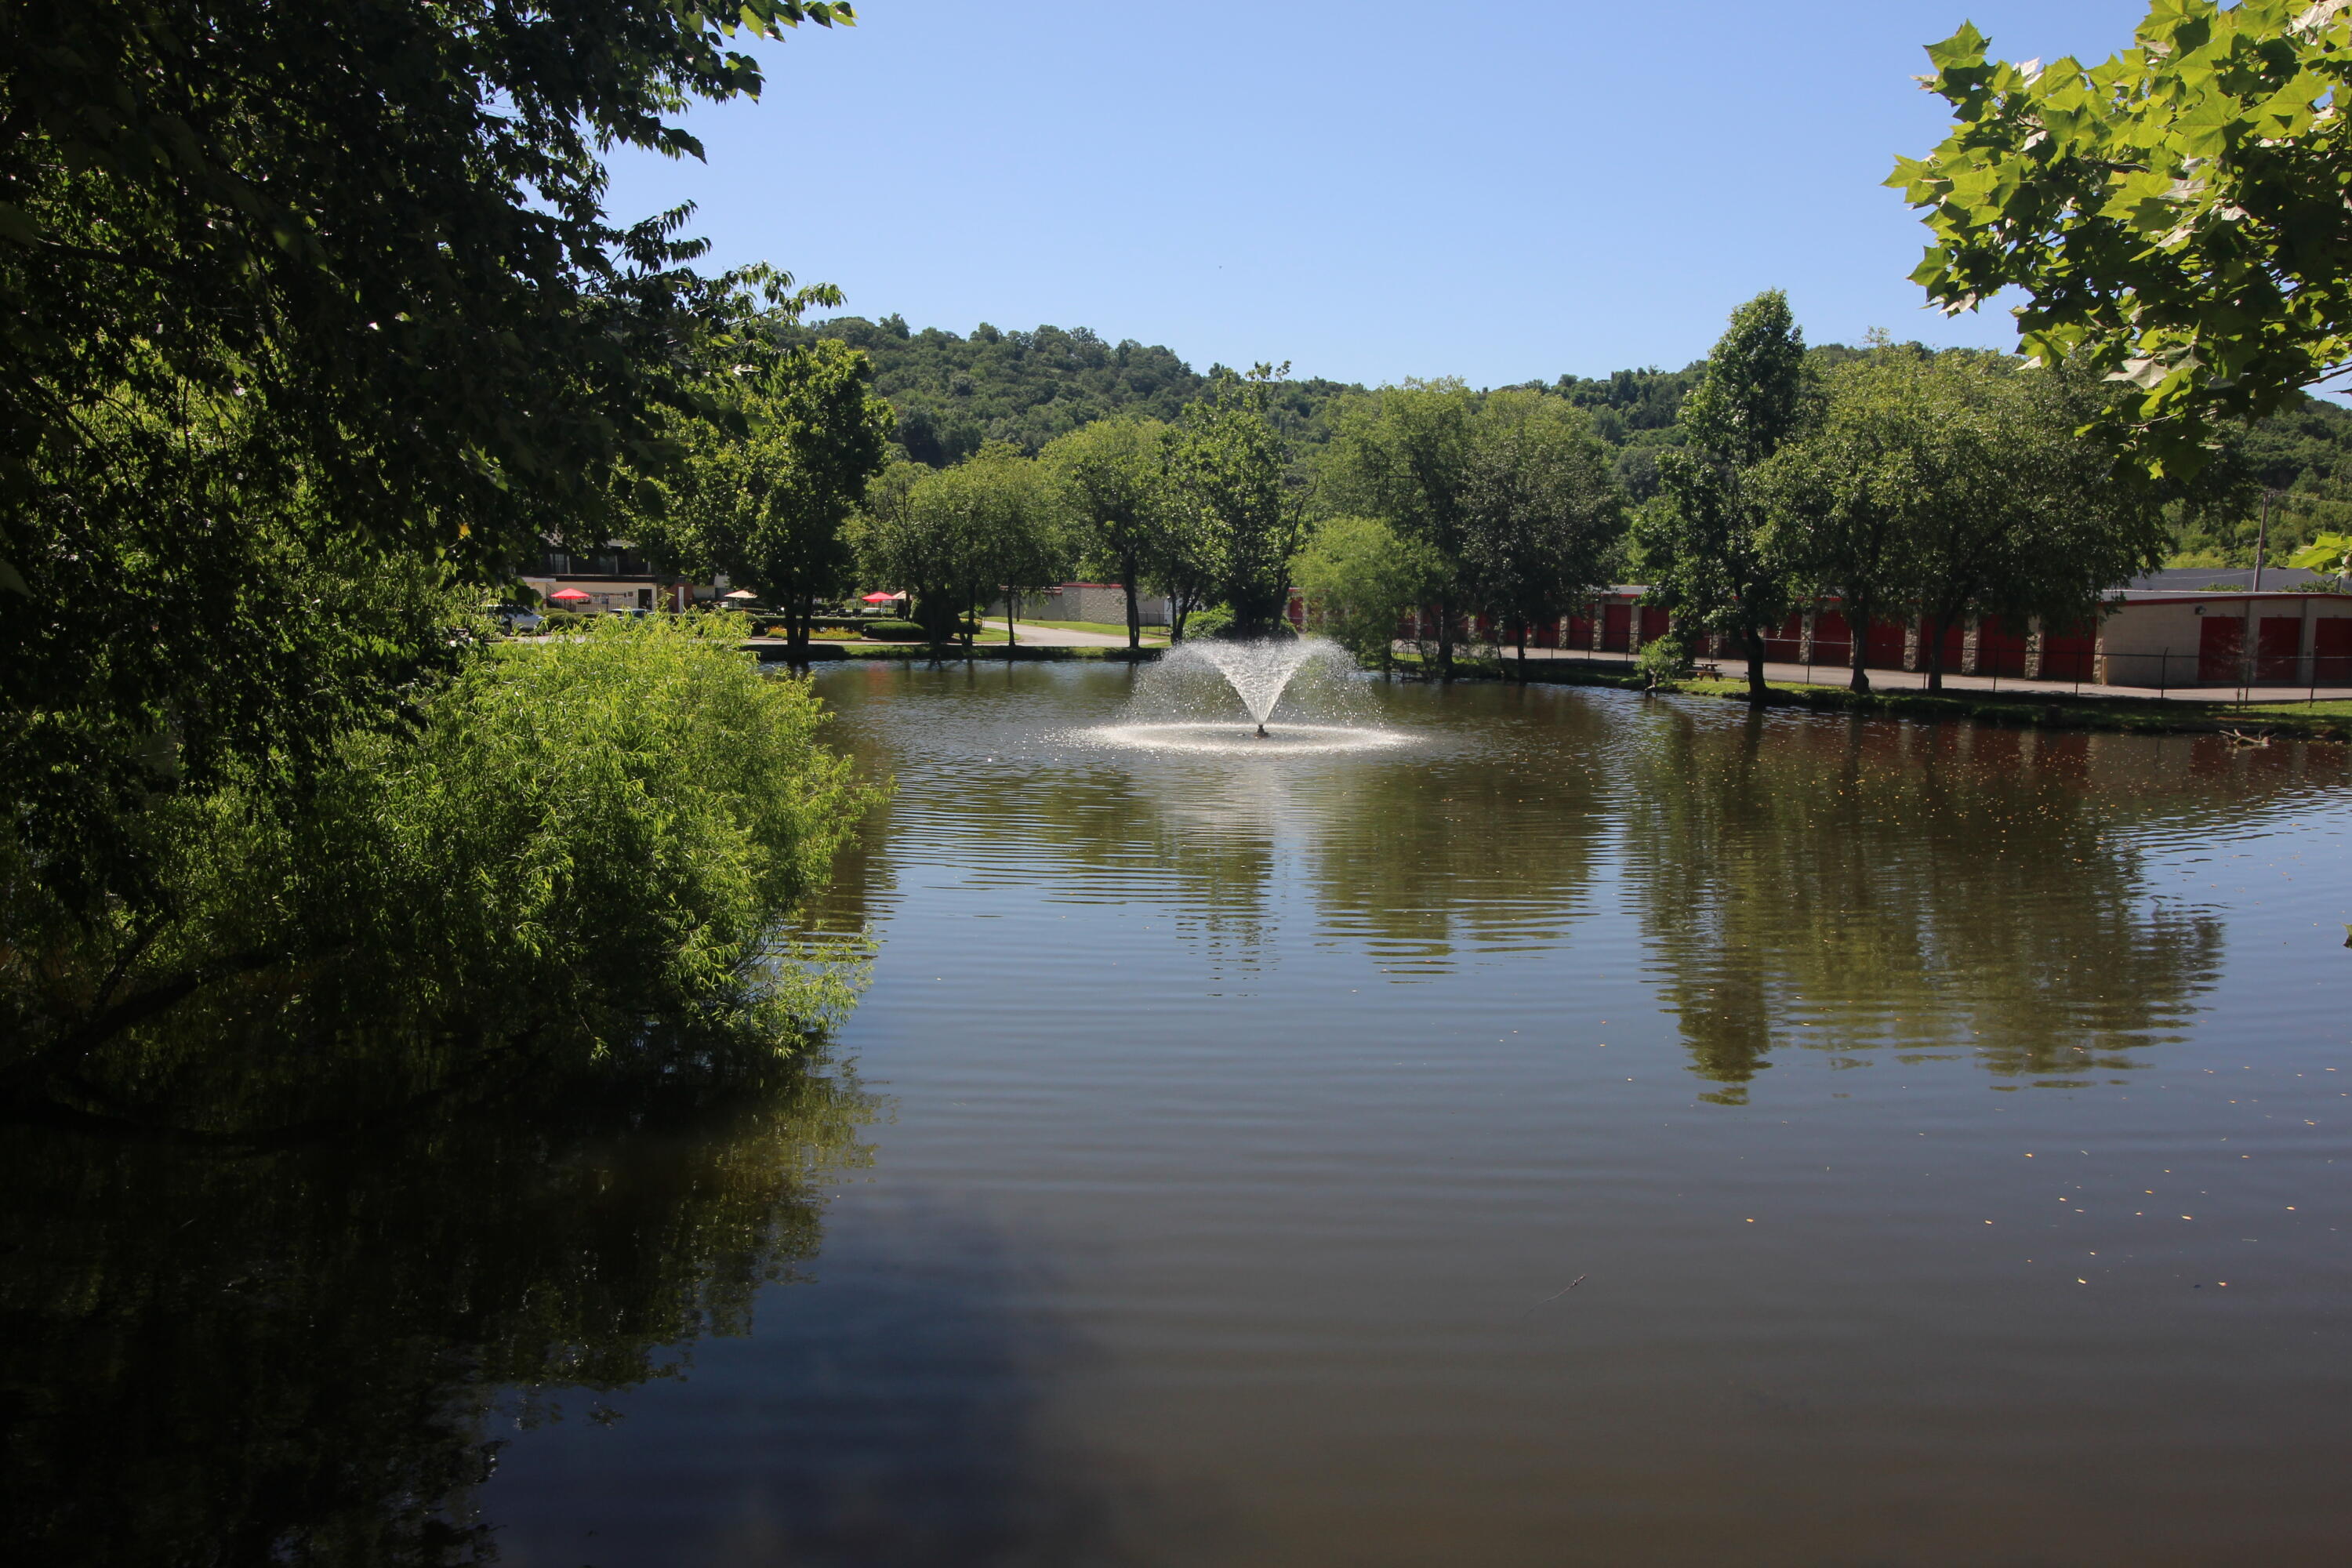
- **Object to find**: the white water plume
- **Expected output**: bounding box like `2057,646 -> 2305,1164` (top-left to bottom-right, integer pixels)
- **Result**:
1163,637 -> 1344,725
1096,636 -> 1407,753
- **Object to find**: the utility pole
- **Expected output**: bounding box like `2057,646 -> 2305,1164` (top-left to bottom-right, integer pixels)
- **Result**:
2254,488 -> 2274,592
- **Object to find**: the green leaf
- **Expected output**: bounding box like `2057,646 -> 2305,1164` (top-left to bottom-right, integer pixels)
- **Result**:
1925,24 -> 1991,71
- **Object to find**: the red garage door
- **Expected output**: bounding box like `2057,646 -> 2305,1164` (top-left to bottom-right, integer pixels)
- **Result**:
1864,618 -> 1907,669
1567,609 -> 1595,649
2039,622 -> 2096,682
2256,616 -> 2301,683
1813,611 -> 1853,667
2198,615 -> 2245,684
1602,603 -> 1632,652
1918,618 -> 1965,677
1638,607 -> 1670,646
2315,617 -> 2352,684
1976,615 -> 2029,677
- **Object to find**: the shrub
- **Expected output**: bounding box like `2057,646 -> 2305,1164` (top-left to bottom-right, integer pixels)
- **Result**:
3,615 -> 882,1130
857,619 -> 929,640
1181,603 -> 1234,640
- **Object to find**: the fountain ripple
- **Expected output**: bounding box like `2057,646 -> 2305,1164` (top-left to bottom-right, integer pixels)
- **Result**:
1089,720 -> 1413,755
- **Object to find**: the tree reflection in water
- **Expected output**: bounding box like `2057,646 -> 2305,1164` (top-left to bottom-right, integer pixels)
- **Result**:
1624,710 -> 2241,1102
0,1051 -> 873,1566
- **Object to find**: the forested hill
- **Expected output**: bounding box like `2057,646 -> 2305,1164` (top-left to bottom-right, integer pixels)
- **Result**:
785,314 -> 1359,465
792,315 -> 2352,558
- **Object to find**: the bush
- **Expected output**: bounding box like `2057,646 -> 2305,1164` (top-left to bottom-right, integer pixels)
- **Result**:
1181,603 -> 1233,640
1637,632 -> 1697,684
1293,515 -> 1446,670
856,617 -> 975,641
3,614 -> 882,1130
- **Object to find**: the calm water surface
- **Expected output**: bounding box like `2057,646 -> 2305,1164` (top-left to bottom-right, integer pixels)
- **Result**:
14,664 -> 2352,1566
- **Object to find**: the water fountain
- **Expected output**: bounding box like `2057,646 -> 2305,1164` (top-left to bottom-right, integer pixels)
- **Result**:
1093,636 -> 1410,754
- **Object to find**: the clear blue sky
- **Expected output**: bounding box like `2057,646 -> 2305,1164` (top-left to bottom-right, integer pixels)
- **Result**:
604,1 -> 2152,388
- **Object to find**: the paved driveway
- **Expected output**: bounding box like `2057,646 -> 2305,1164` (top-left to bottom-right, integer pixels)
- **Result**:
985,619 -> 1163,648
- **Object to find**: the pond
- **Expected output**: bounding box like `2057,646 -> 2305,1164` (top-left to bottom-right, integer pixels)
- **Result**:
8,663 -> 2350,1565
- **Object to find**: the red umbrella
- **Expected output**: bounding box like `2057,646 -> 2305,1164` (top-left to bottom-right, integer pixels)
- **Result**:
547,588 -> 591,604
861,591 -> 901,604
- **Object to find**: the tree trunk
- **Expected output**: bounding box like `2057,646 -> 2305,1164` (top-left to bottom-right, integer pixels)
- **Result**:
1925,612 -> 1950,692
1123,554 -> 1142,651
1515,619 -> 1528,681
1744,625 -> 1769,702
1436,593 -> 1455,680
1848,605 -> 1871,695
1006,589 -> 1018,647
788,592 -> 813,662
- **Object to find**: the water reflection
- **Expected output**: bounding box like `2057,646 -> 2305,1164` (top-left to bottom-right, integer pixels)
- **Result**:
1624,710 -> 2234,1101
809,668 -> 2345,1099
0,1058 -> 872,1566
488,1202 -> 1177,1567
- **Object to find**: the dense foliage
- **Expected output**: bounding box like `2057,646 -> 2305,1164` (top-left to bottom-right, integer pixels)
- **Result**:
1893,2 -> 2352,475
1632,291 -> 1816,698
2,616 -> 877,1133
1163,371 -> 1313,639
1040,416 -> 1174,648
851,445 -> 1062,652
641,337 -> 897,655
789,315 -> 1361,463
2,0 -> 854,920
1762,347 -> 2171,691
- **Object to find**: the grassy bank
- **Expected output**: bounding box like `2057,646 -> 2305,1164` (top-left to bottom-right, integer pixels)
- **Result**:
1428,655 -> 2352,742
746,641 -> 1164,664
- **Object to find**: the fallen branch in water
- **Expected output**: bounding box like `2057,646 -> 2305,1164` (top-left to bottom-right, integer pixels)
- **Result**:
1522,1274 -> 1587,1316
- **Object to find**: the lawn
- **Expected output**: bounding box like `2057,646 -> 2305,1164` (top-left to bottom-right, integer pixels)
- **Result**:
995,617 -> 1171,641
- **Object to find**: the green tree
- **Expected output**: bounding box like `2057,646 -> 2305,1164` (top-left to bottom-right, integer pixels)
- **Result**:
1327,380 -> 1479,672
1906,361 -> 2168,691
1766,350 -> 2170,693
1041,417 -> 1168,649
653,339 -> 895,659
1459,390 -> 1624,673
1890,2 -> 2352,476
1294,515 -> 1447,671
1145,493 -> 1225,644
1760,345 -> 1955,694
2,0 -> 855,919
851,445 -> 1061,654
1165,368 -> 1311,639
1632,291 -> 1814,701
848,461 -> 960,655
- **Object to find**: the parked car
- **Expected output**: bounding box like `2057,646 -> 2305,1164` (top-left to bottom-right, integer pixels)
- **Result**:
487,603 -> 543,633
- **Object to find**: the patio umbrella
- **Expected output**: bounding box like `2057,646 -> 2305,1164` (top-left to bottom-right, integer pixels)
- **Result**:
547,588 -> 591,604
722,589 -> 759,601
861,591 -> 901,604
